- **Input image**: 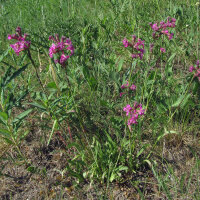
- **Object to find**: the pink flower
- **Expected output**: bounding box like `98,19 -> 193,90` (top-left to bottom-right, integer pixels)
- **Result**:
160,48 -> 166,53
189,65 -> 195,72
196,60 -> 199,67
49,34 -> 74,66
149,23 -> 159,31
8,27 -> 30,55
123,104 -> 132,116
150,17 -> 176,40
130,84 -> 136,91
121,81 -> 129,89
189,61 -> 200,81
120,92 -> 125,97
168,33 -> 174,40
122,36 -> 145,60
122,38 -> 129,48
123,102 -> 145,125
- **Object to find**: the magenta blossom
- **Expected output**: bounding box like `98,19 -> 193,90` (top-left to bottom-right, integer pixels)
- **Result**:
121,81 -> 129,89
122,35 -> 145,60
160,48 -> 166,53
8,27 -> 30,55
49,34 -> 74,66
122,38 -> 129,48
120,92 -> 125,97
189,61 -> 200,81
123,102 -> 145,125
189,66 -> 195,72
130,84 -> 136,91
196,60 -> 199,67
150,17 -> 176,41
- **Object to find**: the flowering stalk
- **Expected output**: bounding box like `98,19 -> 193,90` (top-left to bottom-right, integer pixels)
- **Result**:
123,102 -> 145,126
122,35 -> 145,88
8,27 -> 30,55
49,34 -> 74,88
8,27 -> 47,96
149,17 -> 176,64
149,17 -> 176,42
122,35 -> 145,60
49,34 -> 74,67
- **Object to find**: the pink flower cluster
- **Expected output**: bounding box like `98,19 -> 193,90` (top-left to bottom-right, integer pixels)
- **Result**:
160,47 -> 166,53
189,60 -> 200,81
49,34 -> 74,66
120,81 -> 136,97
149,17 -> 176,40
123,102 -> 145,125
122,35 -> 145,60
8,27 -> 31,55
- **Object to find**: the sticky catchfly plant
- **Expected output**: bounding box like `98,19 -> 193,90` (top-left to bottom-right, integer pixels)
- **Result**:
8,27 -> 30,55
149,17 -> 176,40
160,48 -> 166,53
130,84 -> 136,91
49,34 -> 74,67
122,35 -> 145,60
150,17 -> 176,53
123,102 -> 145,125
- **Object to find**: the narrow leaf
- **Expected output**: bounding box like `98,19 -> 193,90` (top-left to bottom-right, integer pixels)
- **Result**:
0,128 -> 11,138
47,120 -> 57,146
0,112 -> 8,125
4,63 -> 29,87
13,109 -> 33,123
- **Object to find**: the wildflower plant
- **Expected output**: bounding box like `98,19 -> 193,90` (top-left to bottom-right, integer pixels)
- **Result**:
1,2 -> 200,198
149,17 -> 176,53
123,102 -> 145,125
8,26 -> 31,55
49,34 -> 74,66
122,35 -> 145,60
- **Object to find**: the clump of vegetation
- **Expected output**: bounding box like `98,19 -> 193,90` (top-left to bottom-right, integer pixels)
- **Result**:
0,0 -> 199,199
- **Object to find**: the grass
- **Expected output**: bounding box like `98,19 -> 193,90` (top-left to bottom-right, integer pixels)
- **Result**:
0,0 -> 200,199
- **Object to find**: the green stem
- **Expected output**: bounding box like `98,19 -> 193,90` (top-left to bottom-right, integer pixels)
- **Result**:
146,68 -> 158,112
12,136 -> 29,165
27,49 -> 47,96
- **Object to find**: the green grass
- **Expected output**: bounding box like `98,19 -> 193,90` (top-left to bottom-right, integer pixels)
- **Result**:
0,0 -> 200,199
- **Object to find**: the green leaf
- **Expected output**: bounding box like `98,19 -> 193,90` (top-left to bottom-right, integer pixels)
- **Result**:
117,58 -> 124,72
28,102 -> 46,111
27,166 -> 37,173
2,138 -> 14,144
0,112 -> 8,125
3,64 -> 29,87
19,130 -> 29,141
13,109 -> 33,123
172,94 -> 191,108
47,120 -> 57,146
110,172 -> 117,182
47,82 -> 57,90
0,128 -> 11,138
117,165 -> 128,172
0,48 -> 11,63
